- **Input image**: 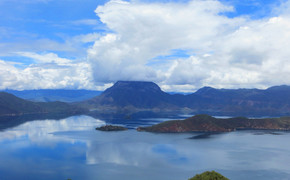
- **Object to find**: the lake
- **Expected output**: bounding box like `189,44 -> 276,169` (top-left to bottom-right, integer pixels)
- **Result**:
0,115 -> 290,180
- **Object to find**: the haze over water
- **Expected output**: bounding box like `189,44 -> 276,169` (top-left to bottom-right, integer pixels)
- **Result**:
0,115 -> 290,180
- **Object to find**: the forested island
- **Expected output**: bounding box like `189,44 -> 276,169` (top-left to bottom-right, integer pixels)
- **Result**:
137,114 -> 290,133
96,125 -> 128,131
189,171 -> 229,180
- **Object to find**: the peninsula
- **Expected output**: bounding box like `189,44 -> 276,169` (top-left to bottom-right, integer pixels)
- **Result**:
137,114 -> 290,133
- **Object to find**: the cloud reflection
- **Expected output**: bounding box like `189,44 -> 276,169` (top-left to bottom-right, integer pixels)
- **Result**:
1,117 -> 290,180
0,115 -> 105,145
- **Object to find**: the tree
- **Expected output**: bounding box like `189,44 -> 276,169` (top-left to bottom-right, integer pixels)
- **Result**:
189,171 -> 229,180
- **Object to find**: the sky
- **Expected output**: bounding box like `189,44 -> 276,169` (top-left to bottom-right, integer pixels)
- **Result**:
0,0 -> 290,92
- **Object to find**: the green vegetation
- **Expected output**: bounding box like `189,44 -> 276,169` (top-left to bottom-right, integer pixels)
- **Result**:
138,114 -> 290,133
0,92 -> 87,116
96,125 -> 128,131
189,171 -> 229,180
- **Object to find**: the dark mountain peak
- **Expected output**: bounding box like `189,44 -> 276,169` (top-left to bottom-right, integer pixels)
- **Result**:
194,86 -> 217,95
104,81 -> 162,94
80,82 -> 290,116
266,85 -> 290,91
90,81 -> 173,109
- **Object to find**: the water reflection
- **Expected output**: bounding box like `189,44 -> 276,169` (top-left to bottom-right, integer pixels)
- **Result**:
188,133 -> 222,139
0,116 -> 290,180
0,115 -> 105,144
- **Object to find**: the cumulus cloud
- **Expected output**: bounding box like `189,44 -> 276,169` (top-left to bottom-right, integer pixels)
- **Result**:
2,0 -> 290,92
0,52 -> 102,90
85,0 -> 290,91
88,0 -> 239,84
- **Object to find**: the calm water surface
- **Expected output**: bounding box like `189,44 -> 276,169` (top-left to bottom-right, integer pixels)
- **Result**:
0,115 -> 290,180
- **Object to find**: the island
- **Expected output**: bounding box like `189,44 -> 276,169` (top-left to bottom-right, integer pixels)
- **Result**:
96,125 -> 128,131
137,114 -> 290,133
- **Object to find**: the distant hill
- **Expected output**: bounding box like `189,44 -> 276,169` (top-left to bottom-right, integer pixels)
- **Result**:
186,85 -> 290,116
79,81 -> 178,112
0,92 -> 87,116
3,81 -> 290,117
79,81 -> 290,116
3,89 -> 102,102
137,114 -> 290,133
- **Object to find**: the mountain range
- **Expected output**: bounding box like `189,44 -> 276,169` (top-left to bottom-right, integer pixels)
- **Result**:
2,81 -> 290,117
3,89 -> 102,102
79,81 -> 290,116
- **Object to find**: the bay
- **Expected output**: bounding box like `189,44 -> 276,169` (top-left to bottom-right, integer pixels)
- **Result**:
0,115 -> 290,180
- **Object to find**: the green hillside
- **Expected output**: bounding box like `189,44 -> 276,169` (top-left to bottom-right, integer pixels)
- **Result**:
0,92 -> 87,116
138,114 -> 290,132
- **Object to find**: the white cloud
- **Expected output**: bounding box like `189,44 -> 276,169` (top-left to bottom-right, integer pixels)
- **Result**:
0,32 -> 104,71
2,0 -> 290,92
208,15 -> 290,88
163,15 -> 290,91
71,19 -> 100,26
17,52 -> 72,64
85,0 -> 290,91
0,39 -> 75,57
88,0 -> 240,84
0,60 -> 20,89
0,52 -> 104,90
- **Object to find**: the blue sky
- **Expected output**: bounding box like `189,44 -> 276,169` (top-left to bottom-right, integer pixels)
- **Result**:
0,0 -> 290,91
0,0 -> 281,48
0,0 -> 107,57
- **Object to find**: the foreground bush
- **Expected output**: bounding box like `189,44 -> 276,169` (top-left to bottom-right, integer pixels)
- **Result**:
189,171 -> 229,180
